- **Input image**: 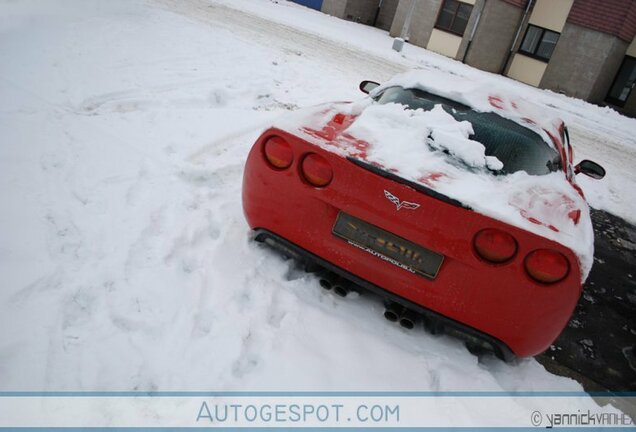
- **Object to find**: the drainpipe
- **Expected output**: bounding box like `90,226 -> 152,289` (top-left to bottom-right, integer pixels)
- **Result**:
372,0 -> 383,27
400,0 -> 417,40
501,0 -> 533,74
461,0 -> 485,63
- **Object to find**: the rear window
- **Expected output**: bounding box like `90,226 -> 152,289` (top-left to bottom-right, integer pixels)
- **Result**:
374,87 -> 562,176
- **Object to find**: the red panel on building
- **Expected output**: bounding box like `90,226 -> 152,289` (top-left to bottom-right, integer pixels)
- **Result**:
567,0 -> 636,42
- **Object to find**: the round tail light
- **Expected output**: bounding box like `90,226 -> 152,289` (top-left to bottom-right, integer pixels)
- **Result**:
263,136 -> 293,169
301,153 -> 333,187
525,249 -> 569,284
473,228 -> 517,263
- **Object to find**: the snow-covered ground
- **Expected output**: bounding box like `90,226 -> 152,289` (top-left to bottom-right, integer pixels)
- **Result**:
1,0 -> 633,418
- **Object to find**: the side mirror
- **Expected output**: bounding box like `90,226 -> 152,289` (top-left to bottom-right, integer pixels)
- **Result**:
575,160 -> 605,180
359,80 -> 380,94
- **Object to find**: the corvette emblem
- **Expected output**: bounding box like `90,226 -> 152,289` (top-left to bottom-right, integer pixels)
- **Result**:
384,190 -> 420,211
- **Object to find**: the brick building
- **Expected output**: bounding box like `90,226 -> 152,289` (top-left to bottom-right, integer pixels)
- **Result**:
316,0 -> 636,117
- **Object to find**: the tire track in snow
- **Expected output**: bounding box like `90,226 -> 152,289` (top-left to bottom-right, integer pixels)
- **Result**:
154,0 -> 405,81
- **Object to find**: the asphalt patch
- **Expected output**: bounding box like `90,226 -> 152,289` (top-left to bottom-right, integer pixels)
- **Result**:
537,209 -> 636,392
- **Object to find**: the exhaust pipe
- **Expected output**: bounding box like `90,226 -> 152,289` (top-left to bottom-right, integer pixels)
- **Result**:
333,277 -> 351,297
399,309 -> 418,330
318,273 -> 355,297
383,302 -> 404,322
318,271 -> 336,290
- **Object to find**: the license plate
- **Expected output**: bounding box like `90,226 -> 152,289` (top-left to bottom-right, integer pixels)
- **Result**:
332,212 -> 443,279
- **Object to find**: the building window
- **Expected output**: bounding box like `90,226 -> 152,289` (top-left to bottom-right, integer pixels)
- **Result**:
435,0 -> 473,36
606,56 -> 636,107
519,25 -> 560,62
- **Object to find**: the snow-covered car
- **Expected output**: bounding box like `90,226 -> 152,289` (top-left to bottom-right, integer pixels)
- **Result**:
242,71 -> 605,360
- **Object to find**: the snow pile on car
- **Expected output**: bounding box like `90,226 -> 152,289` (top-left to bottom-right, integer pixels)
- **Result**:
275,70 -> 594,281
347,102 -> 504,172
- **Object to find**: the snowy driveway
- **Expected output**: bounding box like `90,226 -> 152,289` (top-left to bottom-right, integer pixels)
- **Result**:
0,0 -> 633,419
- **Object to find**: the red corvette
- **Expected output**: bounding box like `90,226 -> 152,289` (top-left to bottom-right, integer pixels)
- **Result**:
242,71 -> 605,360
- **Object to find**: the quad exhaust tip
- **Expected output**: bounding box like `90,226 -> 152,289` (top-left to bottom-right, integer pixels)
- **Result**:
384,302 -> 419,330
333,278 -> 351,297
318,271 -> 336,290
319,278 -> 333,290
383,302 -> 404,323
399,309 -> 418,330
318,272 -> 352,297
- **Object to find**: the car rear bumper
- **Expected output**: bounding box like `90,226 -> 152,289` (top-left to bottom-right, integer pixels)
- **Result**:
253,228 -> 516,362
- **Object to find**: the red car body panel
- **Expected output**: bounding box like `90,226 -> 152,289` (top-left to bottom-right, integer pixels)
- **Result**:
242,127 -> 583,358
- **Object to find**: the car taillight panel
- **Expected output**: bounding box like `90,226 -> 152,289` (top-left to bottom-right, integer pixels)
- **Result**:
524,249 -> 570,284
473,228 -> 517,263
263,136 -> 293,169
301,153 -> 333,187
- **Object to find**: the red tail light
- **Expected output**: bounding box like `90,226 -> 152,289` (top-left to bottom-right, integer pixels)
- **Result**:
301,153 -> 333,187
263,136 -> 293,169
473,228 -> 517,263
525,249 -> 569,284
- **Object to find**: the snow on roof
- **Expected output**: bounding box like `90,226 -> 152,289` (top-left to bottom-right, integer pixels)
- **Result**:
372,69 -> 565,149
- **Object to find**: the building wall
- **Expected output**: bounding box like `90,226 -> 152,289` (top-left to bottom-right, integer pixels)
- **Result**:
528,0 -> 573,32
321,0 -> 346,19
627,35 -> 636,56
410,0 -> 442,47
427,29 -> 463,57
506,0 -> 573,87
390,0 -> 482,60
390,0 -> 442,47
464,0 -> 524,72
324,0 -> 636,117
508,55 -> 548,86
344,0 -> 381,25
540,23 -> 628,101
588,37 -> 631,103
375,0 -> 400,31
455,0 -> 484,60
390,0 -> 412,38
